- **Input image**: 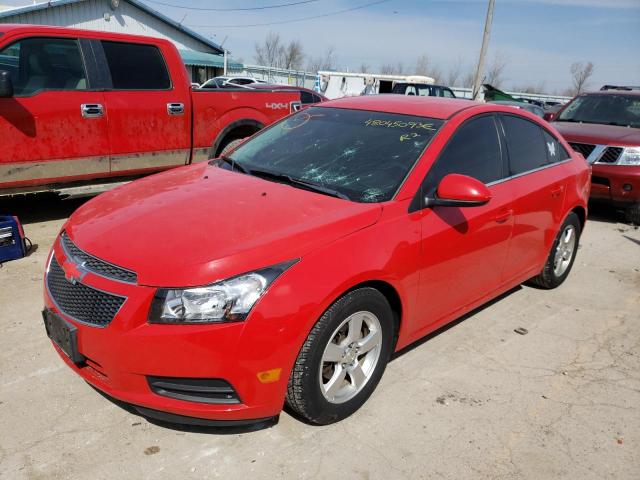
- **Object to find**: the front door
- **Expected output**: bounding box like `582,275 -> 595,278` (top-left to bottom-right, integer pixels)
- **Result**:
414,115 -> 514,334
96,40 -> 191,175
0,36 -> 109,190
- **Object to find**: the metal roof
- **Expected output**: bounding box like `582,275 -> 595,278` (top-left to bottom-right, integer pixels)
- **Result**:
179,50 -> 243,70
0,0 -> 225,54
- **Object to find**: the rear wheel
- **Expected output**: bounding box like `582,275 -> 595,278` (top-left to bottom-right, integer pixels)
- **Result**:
528,212 -> 581,289
286,288 -> 394,425
625,203 -> 640,225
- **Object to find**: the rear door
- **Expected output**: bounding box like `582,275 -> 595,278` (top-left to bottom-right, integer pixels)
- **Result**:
498,114 -> 573,282
415,115 -> 514,328
97,40 -> 191,175
0,36 -> 109,190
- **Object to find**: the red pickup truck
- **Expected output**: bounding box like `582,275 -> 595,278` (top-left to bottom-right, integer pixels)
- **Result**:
0,25 -> 319,196
551,89 -> 640,224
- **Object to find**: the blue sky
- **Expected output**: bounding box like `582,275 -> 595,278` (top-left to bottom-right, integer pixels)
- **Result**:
4,0 -> 640,92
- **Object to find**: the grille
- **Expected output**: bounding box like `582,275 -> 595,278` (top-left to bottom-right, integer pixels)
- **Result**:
147,376 -> 241,404
597,147 -> 623,164
46,256 -> 126,327
568,142 -> 596,159
61,232 -> 137,284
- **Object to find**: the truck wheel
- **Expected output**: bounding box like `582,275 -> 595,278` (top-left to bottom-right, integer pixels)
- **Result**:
219,138 -> 245,157
625,203 -> 640,225
286,288 -> 394,425
528,212 -> 581,289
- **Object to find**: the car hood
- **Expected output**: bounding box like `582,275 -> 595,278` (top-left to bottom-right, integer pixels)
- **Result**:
553,121 -> 640,146
66,163 -> 382,287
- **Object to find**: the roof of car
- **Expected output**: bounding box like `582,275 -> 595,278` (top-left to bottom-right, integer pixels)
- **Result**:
319,95 -> 478,119
582,89 -> 640,97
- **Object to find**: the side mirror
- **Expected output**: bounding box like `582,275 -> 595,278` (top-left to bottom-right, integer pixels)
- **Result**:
425,173 -> 491,208
0,70 -> 13,98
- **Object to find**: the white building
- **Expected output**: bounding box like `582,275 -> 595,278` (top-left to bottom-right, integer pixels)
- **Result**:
0,0 -> 243,83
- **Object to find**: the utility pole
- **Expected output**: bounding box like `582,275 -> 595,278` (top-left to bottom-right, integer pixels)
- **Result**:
471,0 -> 495,100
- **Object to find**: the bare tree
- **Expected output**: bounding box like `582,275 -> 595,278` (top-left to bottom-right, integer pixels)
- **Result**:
359,63 -> 370,73
307,46 -> 336,73
570,61 -> 595,95
462,70 -> 475,88
280,39 -> 304,70
447,58 -> 463,87
254,32 -> 284,68
380,63 -> 397,74
415,54 -> 431,76
485,52 -> 508,88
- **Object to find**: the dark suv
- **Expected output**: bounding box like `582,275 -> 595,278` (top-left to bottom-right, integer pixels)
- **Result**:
552,89 -> 640,223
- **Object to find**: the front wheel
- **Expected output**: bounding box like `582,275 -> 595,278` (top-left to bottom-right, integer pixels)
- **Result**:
625,203 -> 640,225
286,288 -> 394,425
528,212 -> 581,289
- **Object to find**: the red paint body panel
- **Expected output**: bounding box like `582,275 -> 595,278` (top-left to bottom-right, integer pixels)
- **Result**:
0,25 -> 303,192
44,96 -> 590,422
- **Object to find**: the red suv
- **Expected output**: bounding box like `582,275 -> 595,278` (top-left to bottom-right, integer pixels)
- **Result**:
551,89 -> 640,223
43,96 -> 590,426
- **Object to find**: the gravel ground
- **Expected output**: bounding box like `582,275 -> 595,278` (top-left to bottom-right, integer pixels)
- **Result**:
0,196 -> 639,480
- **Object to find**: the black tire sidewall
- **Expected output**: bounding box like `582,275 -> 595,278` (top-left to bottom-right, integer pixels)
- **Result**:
545,212 -> 581,287
294,288 -> 394,424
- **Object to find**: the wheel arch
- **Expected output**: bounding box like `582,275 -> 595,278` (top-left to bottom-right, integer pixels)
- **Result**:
343,280 -> 403,349
211,119 -> 265,158
570,205 -> 587,231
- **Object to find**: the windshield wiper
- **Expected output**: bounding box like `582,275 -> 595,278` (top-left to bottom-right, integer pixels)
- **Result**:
249,168 -> 351,201
214,155 -> 250,174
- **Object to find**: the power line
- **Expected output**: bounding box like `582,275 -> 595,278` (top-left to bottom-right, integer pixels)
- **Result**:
186,0 -> 389,28
144,0 -> 320,11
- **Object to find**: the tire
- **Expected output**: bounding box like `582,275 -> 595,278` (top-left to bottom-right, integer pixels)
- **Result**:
528,212 -> 581,289
286,287 -> 394,425
625,203 -> 640,225
218,138 -> 245,157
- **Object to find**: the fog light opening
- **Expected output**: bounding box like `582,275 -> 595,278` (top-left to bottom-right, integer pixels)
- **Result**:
622,183 -> 632,192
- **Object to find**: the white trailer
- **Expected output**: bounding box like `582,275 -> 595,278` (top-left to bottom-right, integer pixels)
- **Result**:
316,71 -> 435,100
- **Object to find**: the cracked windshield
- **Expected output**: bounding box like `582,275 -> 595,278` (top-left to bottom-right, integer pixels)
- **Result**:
226,107 -> 443,202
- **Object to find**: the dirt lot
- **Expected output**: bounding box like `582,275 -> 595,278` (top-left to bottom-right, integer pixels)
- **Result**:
1,196 -> 639,480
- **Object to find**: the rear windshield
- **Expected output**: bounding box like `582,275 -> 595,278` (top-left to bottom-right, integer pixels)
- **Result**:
557,94 -> 640,128
226,107 -> 443,203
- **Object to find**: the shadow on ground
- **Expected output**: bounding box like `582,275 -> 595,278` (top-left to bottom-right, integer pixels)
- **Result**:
0,193 -> 91,224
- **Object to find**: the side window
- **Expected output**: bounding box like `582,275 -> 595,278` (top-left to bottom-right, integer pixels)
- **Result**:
442,89 -> 455,98
423,115 -> 503,193
300,90 -> 315,104
501,115 -> 548,175
542,130 -> 570,164
101,41 -> 170,90
0,37 -> 87,96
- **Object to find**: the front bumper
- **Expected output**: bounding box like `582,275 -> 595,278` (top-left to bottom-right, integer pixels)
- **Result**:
590,164 -> 640,206
43,241 -> 292,424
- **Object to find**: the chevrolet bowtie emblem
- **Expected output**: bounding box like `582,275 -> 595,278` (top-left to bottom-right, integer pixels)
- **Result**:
62,259 -> 86,285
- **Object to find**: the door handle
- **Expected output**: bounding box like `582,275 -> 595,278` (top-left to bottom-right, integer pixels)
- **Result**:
551,185 -> 565,198
167,103 -> 185,115
494,209 -> 513,224
81,104 -> 104,118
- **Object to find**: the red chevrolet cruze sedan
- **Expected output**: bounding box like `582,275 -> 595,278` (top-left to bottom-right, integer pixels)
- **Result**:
43,96 -> 590,426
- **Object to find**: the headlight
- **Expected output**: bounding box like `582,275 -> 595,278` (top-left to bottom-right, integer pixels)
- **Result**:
618,147 -> 640,166
148,260 -> 297,324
